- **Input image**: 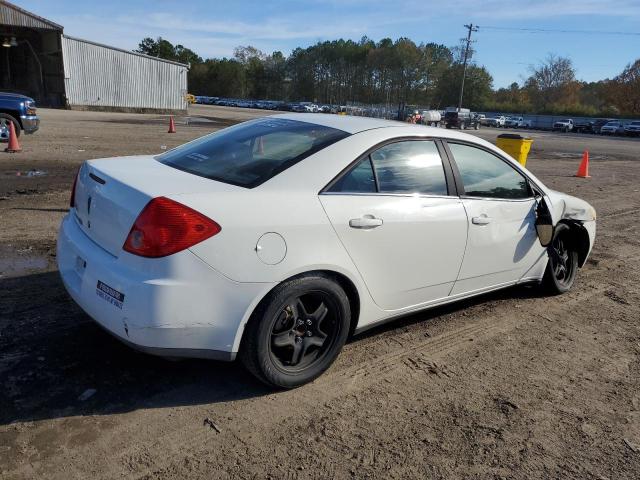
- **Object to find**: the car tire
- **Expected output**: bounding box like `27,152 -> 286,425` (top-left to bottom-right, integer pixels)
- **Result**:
0,113 -> 21,143
542,223 -> 579,295
240,273 -> 351,389
474,123 -> 480,130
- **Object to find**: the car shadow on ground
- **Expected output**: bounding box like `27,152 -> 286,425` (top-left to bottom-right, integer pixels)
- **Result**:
0,269 -> 546,426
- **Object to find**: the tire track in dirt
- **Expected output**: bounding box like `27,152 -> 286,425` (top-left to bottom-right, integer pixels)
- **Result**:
29,302 -> 521,479
111,284 -> 611,480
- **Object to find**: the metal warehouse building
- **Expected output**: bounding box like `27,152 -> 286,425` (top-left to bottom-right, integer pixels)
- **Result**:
0,0 -> 188,112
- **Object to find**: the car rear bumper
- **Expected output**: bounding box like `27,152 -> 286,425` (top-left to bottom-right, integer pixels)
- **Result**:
20,115 -> 39,134
57,214 -> 272,360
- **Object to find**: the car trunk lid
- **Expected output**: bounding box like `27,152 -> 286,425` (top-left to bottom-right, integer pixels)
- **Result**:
73,155 -> 239,257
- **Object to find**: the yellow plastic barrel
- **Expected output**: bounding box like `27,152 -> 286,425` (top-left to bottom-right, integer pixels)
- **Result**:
496,134 -> 533,167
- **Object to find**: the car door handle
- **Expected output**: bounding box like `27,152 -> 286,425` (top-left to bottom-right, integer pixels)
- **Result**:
349,215 -> 383,229
472,215 -> 492,225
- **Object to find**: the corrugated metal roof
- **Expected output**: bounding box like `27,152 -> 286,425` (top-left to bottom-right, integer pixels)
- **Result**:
0,0 -> 63,31
63,35 -> 189,68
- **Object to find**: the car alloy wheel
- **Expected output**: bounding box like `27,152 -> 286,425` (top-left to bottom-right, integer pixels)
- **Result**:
542,223 -> 578,294
269,292 -> 339,372
550,236 -> 573,286
0,114 -> 20,142
240,274 -> 350,388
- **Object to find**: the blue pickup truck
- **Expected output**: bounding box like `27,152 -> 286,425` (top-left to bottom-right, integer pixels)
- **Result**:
0,92 -> 40,142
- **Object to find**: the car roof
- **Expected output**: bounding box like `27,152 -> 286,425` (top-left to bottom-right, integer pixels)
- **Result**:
269,112 -> 502,146
274,113 -> 406,134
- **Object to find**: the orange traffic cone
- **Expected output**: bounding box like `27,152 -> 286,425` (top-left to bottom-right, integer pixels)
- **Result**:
4,121 -> 22,153
167,115 -> 176,133
575,150 -> 590,178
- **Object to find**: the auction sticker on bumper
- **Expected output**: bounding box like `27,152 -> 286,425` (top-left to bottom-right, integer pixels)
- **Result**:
96,280 -> 125,309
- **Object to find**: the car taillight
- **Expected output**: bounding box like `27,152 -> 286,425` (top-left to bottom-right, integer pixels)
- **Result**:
123,197 -> 221,258
70,166 -> 80,208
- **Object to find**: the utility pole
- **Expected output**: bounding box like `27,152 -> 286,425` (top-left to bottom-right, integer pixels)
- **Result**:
457,23 -> 478,111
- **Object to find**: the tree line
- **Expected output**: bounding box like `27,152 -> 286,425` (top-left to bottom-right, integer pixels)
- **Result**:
136,37 -> 640,116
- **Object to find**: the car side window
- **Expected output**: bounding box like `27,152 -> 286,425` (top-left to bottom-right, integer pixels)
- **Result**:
327,157 -> 376,193
448,142 -> 531,200
370,140 -> 448,195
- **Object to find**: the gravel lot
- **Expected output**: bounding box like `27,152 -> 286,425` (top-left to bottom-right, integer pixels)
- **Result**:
1,106 -> 639,479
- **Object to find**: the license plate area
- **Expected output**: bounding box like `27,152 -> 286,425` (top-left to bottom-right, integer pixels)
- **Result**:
96,280 -> 125,309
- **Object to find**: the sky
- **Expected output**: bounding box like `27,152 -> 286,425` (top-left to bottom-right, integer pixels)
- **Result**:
17,0 -> 640,88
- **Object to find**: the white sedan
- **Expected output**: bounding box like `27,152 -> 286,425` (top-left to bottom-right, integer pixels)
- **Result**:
57,114 -> 596,388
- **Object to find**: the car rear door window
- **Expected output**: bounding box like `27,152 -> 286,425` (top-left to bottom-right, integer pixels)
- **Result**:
370,140 -> 448,195
448,142 -> 531,199
157,118 -> 349,188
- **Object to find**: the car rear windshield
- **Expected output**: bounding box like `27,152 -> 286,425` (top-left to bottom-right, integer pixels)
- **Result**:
156,118 -> 349,188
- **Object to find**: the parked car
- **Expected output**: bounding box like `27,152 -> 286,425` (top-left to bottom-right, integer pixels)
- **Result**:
505,116 -> 531,129
600,120 -> 625,135
0,92 -> 40,142
591,118 -> 615,134
485,116 -> 506,128
573,118 -> 613,134
475,113 -> 486,125
57,114 -> 596,388
444,108 -> 479,130
623,120 -> 640,137
552,119 -> 574,132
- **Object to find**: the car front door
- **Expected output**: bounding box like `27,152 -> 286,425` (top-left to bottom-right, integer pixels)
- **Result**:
445,141 -> 547,296
319,139 -> 468,311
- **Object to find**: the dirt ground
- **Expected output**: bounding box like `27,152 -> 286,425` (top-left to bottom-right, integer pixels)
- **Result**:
1,106 -> 639,479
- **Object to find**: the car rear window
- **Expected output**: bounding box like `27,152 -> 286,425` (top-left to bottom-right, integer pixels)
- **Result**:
157,118 -> 349,188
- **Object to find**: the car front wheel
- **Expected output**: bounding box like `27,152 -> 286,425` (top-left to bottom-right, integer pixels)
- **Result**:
542,224 -> 579,294
240,274 -> 351,388
0,113 -> 21,143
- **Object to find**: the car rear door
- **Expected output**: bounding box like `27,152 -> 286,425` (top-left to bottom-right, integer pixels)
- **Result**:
444,141 -> 546,295
319,139 -> 468,311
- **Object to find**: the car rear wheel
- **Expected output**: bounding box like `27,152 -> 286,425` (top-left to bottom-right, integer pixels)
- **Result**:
0,113 -> 21,143
240,274 -> 350,388
542,223 -> 578,295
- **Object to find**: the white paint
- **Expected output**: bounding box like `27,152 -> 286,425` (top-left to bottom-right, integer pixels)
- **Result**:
57,114 -> 597,358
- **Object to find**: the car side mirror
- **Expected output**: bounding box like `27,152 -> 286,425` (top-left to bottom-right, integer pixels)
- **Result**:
535,197 -> 554,247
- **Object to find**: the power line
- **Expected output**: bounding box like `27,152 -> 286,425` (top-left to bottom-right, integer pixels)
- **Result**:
479,26 -> 640,36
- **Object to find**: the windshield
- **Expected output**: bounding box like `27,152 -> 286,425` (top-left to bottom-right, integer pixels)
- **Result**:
157,118 -> 349,188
